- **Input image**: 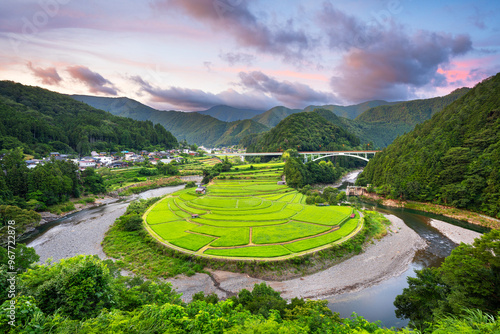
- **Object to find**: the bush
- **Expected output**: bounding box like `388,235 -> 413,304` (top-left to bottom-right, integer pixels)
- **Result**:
121,214 -> 144,231
185,181 -> 196,188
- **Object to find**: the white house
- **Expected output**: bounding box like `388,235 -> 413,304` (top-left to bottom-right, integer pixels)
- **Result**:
79,160 -> 96,170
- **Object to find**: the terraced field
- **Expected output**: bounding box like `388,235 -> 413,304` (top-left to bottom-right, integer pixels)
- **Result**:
144,163 -> 362,259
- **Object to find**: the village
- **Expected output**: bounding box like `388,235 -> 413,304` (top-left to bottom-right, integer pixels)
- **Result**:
15,146 -> 246,171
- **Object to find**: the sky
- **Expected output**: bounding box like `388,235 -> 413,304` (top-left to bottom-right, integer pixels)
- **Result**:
0,0 -> 499,111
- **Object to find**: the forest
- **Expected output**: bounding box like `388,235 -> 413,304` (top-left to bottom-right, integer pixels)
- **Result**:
358,73 -> 500,218
243,112 -> 361,153
0,81 -> 178,157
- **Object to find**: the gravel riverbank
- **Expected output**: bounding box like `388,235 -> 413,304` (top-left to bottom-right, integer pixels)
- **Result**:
167,214 -> 428,302
28,185 -> 186,263
429,219 -> 482,245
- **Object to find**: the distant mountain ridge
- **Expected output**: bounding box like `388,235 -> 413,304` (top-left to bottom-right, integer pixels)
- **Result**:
71,95 -> 269,147
197,105 -> 265,122
73,86 -> 470,149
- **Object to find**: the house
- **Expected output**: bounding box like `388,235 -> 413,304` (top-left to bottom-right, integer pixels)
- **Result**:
350,213 -> 356,218
25,159 -> 41,169
191,214 -> 199,219
79,160 -> 96,170
49,152 -> 60,157
91,151 -> 99,157
277,181 -> 286,185
195,186 -> 206,195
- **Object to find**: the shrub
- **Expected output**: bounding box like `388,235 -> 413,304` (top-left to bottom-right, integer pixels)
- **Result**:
185,181 -> 196,188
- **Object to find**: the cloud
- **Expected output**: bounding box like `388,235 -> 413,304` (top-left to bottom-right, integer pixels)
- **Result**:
330,28 -> 473,102
152,0 -> 312,62
219,52 -> 256,66
130,75 -> 277,110
238,71 -> 336,107
66,66 -> 118,95
27,62 -> 62,85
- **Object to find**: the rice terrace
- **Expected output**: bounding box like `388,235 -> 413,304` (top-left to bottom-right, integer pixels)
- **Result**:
144,163 -> 363,260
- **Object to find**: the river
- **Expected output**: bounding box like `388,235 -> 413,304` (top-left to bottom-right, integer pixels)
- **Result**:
327,170 -> 486,328
24,171 -> 485,329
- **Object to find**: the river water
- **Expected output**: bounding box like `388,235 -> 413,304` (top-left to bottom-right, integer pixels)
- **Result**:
24,172 -> 486,328
326,170 -> 488,328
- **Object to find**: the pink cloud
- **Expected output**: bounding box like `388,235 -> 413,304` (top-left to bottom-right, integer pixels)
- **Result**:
67,65 -> 118,95
27,62 -> 62,85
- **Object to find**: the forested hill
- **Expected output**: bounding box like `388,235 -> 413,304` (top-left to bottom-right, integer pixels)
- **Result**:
355,87 -> 470,124
303,100 -> 394,119
0,81 -> 177,156
72,95 -> 269,147
358,74 -> 500,218
244,112 -> 360,153
197,105 -> 265,122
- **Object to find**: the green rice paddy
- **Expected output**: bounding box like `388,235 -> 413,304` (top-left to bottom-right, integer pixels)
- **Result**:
144,162 -> 361,259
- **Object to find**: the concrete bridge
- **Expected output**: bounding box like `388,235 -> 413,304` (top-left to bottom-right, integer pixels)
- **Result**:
209,150 -> 380,163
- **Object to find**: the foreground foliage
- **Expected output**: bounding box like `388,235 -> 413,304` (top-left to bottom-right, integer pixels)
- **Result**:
394,229 -> 500,330
1,251 -> 499,333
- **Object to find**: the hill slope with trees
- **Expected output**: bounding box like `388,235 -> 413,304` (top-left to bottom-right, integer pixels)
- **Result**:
72,95 -> 269,147
244,112 -> 360,153
197,104 -> 265,122
0,82 -> 178,156
358,74 -> 500,218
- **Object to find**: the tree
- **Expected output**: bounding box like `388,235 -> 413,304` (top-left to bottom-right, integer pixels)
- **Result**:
19,255 -> 116,319
394,229 -> 500,330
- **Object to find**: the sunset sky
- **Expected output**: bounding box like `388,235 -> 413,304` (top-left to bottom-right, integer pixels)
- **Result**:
0,0 -> 499,111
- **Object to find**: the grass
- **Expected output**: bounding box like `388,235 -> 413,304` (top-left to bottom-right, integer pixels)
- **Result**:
283,214 -> 360,253
143,162 -> 362,259
169,233 -> 216,251
293,206 -> 352,225
252,221 -> 331,244
149,221 -> 199,241
204,245 -> 291,258
191,225 -> 250,247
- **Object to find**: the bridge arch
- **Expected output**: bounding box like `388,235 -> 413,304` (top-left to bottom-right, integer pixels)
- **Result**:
310,153 -> 369,162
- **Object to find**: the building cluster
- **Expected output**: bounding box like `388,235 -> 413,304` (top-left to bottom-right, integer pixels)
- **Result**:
22,149 -> 198,171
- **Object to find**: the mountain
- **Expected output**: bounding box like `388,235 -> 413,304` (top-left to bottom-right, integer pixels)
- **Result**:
312,109 -> 412,148
72,95 -> 269,147
303,100 -> 394,119
355,88 -> 470,124
358,74 -> 500,217
244,112 -> 360,153
197,105 -> 265,122
0,81 -> 177,156
251,106 -> 303,128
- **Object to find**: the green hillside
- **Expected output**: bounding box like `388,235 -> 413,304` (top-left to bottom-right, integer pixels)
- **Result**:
0,82 -> 177,156
251,106 -> 303,128
303,100 -> 393,119
356,88 -> 470,124
198,105 -> 265,122
358,74 -> 500,218
313,109 -> 413,148
245,112 -> 360,152
72,95 -> 269,147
